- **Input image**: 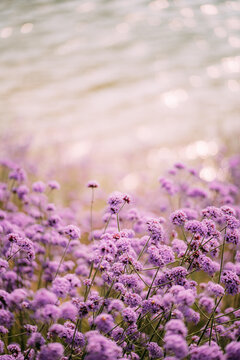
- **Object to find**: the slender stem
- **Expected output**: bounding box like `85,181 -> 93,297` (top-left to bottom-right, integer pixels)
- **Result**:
140,313 -> 164,359
103,214 -> 112,234
146,266 -> 160,299
130,264 -> 149,288
137,236 -> 151,261
7,248 -> 21,261
53,238 -> 71,279
117,213 -> 120,232
90,188 -> 94,240
194,302 -> 209,320
184,226 -> 227,263
197,296 -> 223,345
215,306 -> 240,319
218,228 -> 226,283
68,318 -> 80,359
181,234 -> 194,265
84,256 -> 104,301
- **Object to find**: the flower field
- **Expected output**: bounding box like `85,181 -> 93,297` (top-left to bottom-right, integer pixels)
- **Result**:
0,156 -> 240,359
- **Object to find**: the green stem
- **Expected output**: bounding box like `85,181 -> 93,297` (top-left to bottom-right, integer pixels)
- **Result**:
103,214 -> 112,234
146,266 -> 160,299
117,213 -> 120,232
218,228 -> 226,284
137,236 -> 151,261
197,296 -> 223,345
90,188 -> 94,240
54,238 -> 71,279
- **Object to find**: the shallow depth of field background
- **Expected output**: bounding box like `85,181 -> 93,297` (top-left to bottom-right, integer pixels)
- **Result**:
0,0 -> 240,192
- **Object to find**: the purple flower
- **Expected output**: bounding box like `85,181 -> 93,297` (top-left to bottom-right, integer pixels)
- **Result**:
17,237 -> 35,261
142,295 -> 163,314
199,296 -> 215,314
146,218 -> 164,243
94,314 -> 115,333
118,274 -> 143,291
172,239 -> 187,258
207,282 -> 225,297
7,343 -> 21,357
48,181 -> 60,190
164,334 -> 188,359
175,289 -> 195,307
148,342 -> 163,359
112,327 -> 124,341
63,225 -> 81,239
32,181 -> 46,193
198,255 -> 220,276
221,270 -> 240,295
47,214 -> 61,227
148,245 -> 175,267
0,259 -> 8,274
36,304 -> 60,322
159,178 -> 177,195
16,185 -> 29,199
37,343 -> 64,360
170,210 -> 187,226
32,289 -> 57,309
124,292 -> 142,307
225,229 -> 239,245
108,192 -> 125,214
72,300 -> 88,318
85,331 -> 122,359
24,324 -> 37,334
170,267 -> 188,285
202,206 -> 222,219
9,168 -> 27,182
226,341 -> 240,360
87,180 -> 99,188
60,302 -> 78,321
0,310 -> 14,328
108,299 -> 124,312
174,162 -> 186,170
122,307 -> 137,324
185,220 -> 207,237
187,187 -> 208,199
52,277 -> 70,298
27,332 -> 45,349
190,342 -> 224,360
0,290 -> 10,309
221,206 -> 236,216
165,319 -> 187,337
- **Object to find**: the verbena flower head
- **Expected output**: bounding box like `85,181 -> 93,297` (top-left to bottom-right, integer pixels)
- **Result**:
221,270 -> 240,295
48,180 -> 60,190
63,224 -> 81,239
225,341 -> 240,360
148,342 -> 163,359
32,181 -> 46,193
164,334 -> 188,359
146,218 -> 164,242
87,180 -> 99,188
85,331 -> 122,359
190,342 -> 224,360
37,342 -> 64,360
170,210 -> 187,226
148,244 -> 175,267
94,313 -> 115,333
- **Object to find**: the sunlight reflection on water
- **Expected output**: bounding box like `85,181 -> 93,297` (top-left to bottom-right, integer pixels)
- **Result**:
0,0 -> 239,166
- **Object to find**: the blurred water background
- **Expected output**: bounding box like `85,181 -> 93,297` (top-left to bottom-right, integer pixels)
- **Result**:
0,0 -> 240,190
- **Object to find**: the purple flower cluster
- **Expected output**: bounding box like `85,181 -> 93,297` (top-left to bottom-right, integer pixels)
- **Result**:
0,157 -> 240,359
